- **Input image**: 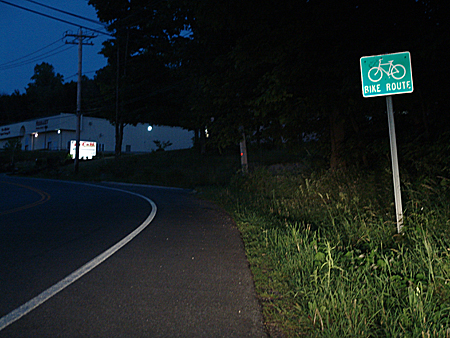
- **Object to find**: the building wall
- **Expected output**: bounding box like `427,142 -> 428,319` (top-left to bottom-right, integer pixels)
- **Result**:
0,113 -> 193,153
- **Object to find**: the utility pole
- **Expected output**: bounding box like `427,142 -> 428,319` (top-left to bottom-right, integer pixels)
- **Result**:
65,28 -> 96,173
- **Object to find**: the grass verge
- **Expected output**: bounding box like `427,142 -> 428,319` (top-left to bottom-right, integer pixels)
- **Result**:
210,168 -> 450,337
26,149 -> 241,188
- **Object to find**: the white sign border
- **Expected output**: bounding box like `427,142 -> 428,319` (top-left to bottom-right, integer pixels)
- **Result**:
360,51 -> 414,98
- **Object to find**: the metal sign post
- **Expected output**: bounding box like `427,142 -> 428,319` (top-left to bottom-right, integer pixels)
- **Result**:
360,51 -> 413,233
386,96 -> 403,232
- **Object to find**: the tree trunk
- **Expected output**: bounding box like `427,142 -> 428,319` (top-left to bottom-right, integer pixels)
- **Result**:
115,121 -> 124,157
330,108 -> 346,169
350,112 -> 368,167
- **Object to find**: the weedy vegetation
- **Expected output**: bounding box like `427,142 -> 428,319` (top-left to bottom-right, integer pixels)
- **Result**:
210,140 -> 450,336
215,168 -> 450,337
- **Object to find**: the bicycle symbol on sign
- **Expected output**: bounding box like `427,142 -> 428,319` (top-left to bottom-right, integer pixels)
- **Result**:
368,58 -> 406,82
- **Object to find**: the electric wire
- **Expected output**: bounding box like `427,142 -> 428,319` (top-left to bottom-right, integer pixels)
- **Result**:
0,0 -> 192,71
0,0 -> 111,36
65,70 -> 98,81
22,0 -> 107,27
0,45 -> 75,71
0,38 -> 63,67
57,28 -> 194,111
1,0 -> 193,114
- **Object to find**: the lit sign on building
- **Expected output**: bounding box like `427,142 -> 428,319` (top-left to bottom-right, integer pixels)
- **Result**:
0,127 -> 10,136
70,140 -> 97,160
35,119 -> 49,130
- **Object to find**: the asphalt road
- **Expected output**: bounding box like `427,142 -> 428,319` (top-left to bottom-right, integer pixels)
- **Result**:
0,175 -> 267,337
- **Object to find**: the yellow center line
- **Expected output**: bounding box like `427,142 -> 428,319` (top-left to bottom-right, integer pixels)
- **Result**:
0,182 -> 51,216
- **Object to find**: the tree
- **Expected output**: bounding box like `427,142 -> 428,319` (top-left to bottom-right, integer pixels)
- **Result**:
0,90 -> 30,125
89,0 -> 195,155
25,62 -> 66,117
1,64 -> 99,126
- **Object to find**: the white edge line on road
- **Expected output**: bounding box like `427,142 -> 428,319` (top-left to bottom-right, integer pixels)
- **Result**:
0,183 -> 157,332
103,181 -> 189,192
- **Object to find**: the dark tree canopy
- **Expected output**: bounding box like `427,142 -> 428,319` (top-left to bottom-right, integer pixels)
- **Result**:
2,0 -> 448,167
0,63 -> 99,125
84,0 -> 450,163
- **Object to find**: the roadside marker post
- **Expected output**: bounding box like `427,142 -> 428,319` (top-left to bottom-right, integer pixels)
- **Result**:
240,132 -> 248,173
360,51 -> 414,233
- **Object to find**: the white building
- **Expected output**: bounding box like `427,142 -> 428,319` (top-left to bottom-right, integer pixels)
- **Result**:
0,113 -> 193,153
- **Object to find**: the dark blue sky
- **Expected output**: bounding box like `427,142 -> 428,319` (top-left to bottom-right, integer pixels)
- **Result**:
0,0 -> 109,95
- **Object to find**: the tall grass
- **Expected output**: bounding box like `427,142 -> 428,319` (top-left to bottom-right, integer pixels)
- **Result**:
218,167 -> 450,336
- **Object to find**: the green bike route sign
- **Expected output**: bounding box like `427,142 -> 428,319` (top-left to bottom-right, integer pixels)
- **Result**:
360,51 -> 413,98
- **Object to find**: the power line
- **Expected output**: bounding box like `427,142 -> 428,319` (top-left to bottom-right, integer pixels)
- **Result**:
0,45 -> 74,70
22,0 -> 107,27
65,70 -> 98,81
0,38 -> 63,67
0,25 -> 179,72
0,45 -> 75,71
0,0 -> 112,36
